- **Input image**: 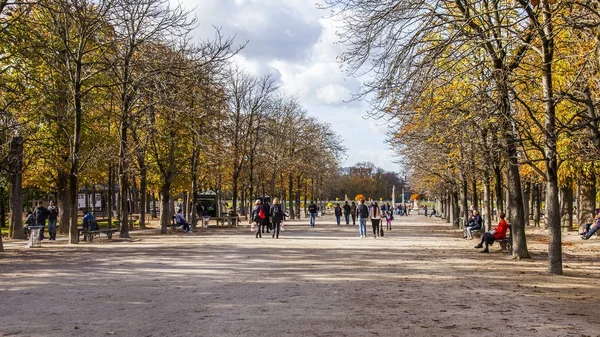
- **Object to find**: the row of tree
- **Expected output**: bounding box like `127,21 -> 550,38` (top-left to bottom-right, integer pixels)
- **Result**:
328,162 -> 405,202
0,0 -> 344,251
326,0 -> 600,274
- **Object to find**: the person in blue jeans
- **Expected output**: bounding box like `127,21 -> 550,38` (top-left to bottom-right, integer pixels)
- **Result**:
334,204 -> 342,225
308,201 -> 318,227
356,199 -> 369,238
582,215 -> 600,240
343,201 -> 351,225
175,210 -> 191,233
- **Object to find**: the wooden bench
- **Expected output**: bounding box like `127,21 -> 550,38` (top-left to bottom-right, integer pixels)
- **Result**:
78,227 -> 118,242
496,225 -> 513,253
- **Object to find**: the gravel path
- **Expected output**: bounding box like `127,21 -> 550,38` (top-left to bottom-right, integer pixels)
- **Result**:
1,215 -> 599,337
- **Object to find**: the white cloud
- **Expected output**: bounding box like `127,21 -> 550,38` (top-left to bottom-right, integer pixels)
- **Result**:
181,0 -> 399,172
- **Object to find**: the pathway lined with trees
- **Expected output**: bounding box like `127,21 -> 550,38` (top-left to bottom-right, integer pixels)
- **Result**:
0,0 -> 344,250
1,215 -> 599,336
325,0 -> 600,275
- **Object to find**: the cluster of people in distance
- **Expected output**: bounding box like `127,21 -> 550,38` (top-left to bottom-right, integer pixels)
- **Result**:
331,200 -> 396,226
23,200 -> 59,240
354,199 -> 394,238
252,198 -> 287,239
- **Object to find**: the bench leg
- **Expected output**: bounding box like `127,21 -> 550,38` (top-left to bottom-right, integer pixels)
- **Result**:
88,234 -> 94,243
107,232 -> 113,239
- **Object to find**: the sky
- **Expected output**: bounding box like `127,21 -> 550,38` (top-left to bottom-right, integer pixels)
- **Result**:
182,0 -> 401,172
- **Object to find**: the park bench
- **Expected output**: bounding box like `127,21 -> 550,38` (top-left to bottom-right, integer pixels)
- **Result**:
496,225 -> 513,253
78,226 -> 118,242
168,216 -> 185,231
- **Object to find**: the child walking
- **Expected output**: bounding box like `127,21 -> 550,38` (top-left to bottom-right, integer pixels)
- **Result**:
385,210 -> 393,231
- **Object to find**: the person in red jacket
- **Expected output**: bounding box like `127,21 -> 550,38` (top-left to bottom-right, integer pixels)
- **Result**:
474,212 -> 508,253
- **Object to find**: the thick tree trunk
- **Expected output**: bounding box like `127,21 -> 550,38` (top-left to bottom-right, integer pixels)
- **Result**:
119,117 -> 130,238
288,175 -> 295,219
539,2 -> 561,274
9,136 -> 24,240
560,181 -> 573,232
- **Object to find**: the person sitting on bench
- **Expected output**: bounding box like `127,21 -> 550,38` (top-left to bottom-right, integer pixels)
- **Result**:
582,214 -> 600,240
23,210 -> 34,238
474,212 -> 508,253
429,208 -> 437,217
82,211 -> 98,231
175,210 -> 191,233
463,210 -> 482,239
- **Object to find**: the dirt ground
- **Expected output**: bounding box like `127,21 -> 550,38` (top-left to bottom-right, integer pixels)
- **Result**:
1,214 -> 600,337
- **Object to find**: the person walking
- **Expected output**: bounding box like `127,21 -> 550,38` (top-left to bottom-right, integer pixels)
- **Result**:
47,200 -> 59,240
343,201 -> 351,225
252,199 -> 264,238
262,198 -> 271,234
356,199 -> 369,238
33,201 -> 48,240
370,202 -> 381,238
308,201 -> 318,227
270,198 -> 285,239
334,204 -> 342,225
385,210 -> 393,231
350,201 -> 357,225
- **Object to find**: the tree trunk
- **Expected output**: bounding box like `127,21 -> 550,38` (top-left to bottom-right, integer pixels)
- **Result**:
534,183 -> 542,227
560,181 -> 573,232
160,183 -> 171,234
577,176 -> 595,232
295,175 -> 301,219
108,166 -> 113,228
139,167 -> 147,229
288,175 -> 295,219
118,110 -> 130,238
445,190 -> 451,223
522,182 -> 531,227
484,173 -> 493,231
494,165 -> 503,215
539,1 -> 561,274
9,136 -> 24,240
58,171 -> 70,234
471,178 -> 478,210
461,174 -> 468,227
84,186 -> 89,213
451,190 -> 459,228
91,185 -> 96,213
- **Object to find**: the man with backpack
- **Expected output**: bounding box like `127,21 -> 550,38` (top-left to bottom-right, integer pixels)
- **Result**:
270,198 -> 285,238
356,199 -> 369,238
308,201 -> 318,227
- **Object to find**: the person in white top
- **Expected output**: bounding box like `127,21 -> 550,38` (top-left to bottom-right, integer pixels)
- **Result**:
370,202 -> 381,238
